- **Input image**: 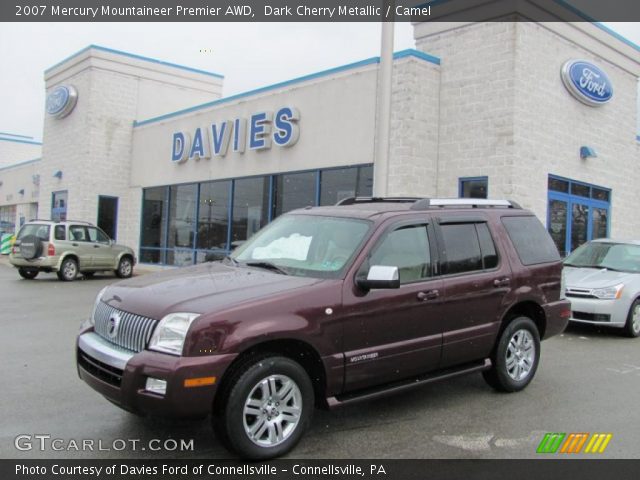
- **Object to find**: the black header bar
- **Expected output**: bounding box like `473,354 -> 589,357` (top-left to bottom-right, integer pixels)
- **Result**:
2,0 -> 640,22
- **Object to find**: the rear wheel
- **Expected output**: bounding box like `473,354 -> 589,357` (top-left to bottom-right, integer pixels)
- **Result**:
115,257 -> 133,278
18,268 -> 39,280
483,316 -> 540,392
57,257 -> 78,282
213,355 -> 314,460
623,299 -> 640,338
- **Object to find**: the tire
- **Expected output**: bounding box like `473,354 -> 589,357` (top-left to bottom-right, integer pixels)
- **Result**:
115,256 -> 133,278
18,235 -> 42,260
213,355 -> 314,460
483,316 -> 541,392
623,299 -> 640,338
57,257 -> 78,282
18,268 -> 39,280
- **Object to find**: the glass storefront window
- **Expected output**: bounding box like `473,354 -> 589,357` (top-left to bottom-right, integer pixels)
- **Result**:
592,208 -> 608,240
140,164 -> 374,265
141,187 -> 167,248
571,183 -> 590,198
548,177 -> 569,193
274,171 -> 317,217
231,176 -> 270,245
51,190 -> 68,222
168,184 -> 197,249
197,181 -> 230,251
320,165 -> 373,205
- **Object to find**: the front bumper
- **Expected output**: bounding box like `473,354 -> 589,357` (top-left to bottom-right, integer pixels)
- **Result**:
77,331 -> 237,418
566,296 -> 628,328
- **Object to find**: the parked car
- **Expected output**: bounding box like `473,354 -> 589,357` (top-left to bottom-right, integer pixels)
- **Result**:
9,220 -> 136,281
563,239 -> 640,337
76,197 -> 569,459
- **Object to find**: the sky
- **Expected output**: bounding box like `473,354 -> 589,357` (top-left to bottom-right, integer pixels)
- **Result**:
0,22 -> 638,141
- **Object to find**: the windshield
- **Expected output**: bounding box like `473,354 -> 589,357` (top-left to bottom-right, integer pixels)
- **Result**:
564,242 -> 640,273
232,214 -> 372,278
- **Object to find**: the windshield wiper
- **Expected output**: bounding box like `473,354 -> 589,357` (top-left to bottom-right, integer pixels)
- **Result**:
244,261 -> 289,275
223,255 -> 239,266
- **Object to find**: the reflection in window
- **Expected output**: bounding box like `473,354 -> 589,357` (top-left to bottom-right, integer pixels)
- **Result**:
274,171 -> 317,217
592,208 -> 608,240
198,181 -> 230,251
368,225 -> 431,284
168,184 -> 197,249
548,199 -> 568,256
232,177 -> 270,245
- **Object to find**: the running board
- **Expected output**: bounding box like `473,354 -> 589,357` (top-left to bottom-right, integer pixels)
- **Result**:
326,358 -> 491,409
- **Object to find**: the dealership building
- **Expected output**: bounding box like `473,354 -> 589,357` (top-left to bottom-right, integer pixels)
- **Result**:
1,12 -> 640,265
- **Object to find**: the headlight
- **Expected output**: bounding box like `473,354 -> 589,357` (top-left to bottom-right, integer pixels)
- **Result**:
591,284 -> 624,300
89,286 -> 109,326
148,313 -> 200,356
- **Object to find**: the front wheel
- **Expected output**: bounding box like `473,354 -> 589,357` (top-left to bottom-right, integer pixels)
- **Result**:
213,355 -> 314,460
115,257 -> 133,278
483,316 -> 541,392
623,299 -> 640,338
18,268 -> 39,280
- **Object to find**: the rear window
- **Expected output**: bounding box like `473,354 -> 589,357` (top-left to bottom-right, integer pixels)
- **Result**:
17,224 -> 50,241
54,225 -> 66,240
502,216 -> 560,265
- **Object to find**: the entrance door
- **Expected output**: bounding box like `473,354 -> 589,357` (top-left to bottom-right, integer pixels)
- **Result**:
97,196 -> 118,240
547,176 -> 610,257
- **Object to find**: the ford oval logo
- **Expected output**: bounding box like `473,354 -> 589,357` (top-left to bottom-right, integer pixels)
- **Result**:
561,60 -> 613,107
46,85 -> 78,118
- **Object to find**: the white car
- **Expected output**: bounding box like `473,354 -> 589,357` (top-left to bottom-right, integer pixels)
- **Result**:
563,239 -> 640,338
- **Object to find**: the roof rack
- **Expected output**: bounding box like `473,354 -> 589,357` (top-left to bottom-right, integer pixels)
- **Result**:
336,196 -> 422,206
62,220 -> 94,225
28,219 -> 55,223
411,198 -> 522,210
335,197 -> 521,210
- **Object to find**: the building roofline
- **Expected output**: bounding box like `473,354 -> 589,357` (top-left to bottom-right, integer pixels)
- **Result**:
0,132 -> 34,140
45,44 -> 224,79
133,49 -> 440,128
0,158 -> 42,172
0,136 -> 42,146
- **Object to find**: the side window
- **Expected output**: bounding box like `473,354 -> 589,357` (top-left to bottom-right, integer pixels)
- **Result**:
54,225 -> 66,241
96,229 -> 111,243
502,216 -> 561,265
440,223 -> 483,274
476,223 -> 498,269
69,225 -> 87,242
367,224 -> 431,284
87,227 -> 98,242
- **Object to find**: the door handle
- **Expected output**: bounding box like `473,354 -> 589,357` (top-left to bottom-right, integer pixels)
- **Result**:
417,290 -> 439,301
493,277 -> 511,288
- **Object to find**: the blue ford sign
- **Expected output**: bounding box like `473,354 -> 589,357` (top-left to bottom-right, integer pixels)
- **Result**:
561,60 -> 613,107
46,85 -> 78,118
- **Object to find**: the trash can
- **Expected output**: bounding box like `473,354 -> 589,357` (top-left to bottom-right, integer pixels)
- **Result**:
1,233 -> 15,255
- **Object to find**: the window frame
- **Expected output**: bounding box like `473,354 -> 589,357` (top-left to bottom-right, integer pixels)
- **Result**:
458,176 -> 489,199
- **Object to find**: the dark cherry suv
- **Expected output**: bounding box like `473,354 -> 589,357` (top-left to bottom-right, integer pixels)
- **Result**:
76,197 -> 570,459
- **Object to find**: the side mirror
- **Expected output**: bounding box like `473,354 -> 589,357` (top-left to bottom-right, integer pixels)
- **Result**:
357,265 -> 400,290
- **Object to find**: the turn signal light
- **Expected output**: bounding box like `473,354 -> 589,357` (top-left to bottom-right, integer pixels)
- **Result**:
47,243 -> 55,256
184,376 -> 216,388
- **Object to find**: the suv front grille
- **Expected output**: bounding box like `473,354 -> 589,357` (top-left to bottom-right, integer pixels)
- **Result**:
77,348 -> 123,387
94,302 -> 157,352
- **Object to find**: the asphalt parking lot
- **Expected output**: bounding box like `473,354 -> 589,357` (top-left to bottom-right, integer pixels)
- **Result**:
0,259 -> 639,460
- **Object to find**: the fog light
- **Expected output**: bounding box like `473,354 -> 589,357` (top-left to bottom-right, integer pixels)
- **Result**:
145,377 -> 167,395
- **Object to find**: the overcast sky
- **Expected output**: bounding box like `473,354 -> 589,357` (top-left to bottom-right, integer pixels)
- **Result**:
0,22 -> 638,141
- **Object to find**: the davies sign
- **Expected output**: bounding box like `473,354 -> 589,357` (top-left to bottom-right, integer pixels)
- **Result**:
171,107 -> 300,163
561,60 -> 613,107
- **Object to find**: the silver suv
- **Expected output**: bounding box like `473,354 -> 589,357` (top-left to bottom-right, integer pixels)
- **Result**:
9,220 -> 136,281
